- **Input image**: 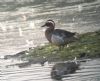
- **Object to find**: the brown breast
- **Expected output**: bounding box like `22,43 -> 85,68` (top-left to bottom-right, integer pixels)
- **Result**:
45,28 -> 54,43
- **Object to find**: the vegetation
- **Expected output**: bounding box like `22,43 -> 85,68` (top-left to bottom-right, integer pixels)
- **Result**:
25,30 -> 100,61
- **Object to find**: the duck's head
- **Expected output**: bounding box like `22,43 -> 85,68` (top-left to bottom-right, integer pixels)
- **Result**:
41,20 -> 55,29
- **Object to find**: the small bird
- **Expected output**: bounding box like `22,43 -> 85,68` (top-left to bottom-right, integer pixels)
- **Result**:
41,20 -> 78,49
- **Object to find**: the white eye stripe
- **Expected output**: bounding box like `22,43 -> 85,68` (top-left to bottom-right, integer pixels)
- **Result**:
47,21 -> 55,26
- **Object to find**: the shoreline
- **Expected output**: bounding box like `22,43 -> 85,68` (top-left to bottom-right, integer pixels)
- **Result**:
4,30 -> 100,62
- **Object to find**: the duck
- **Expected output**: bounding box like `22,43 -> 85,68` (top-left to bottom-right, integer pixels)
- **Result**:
41,20 -> 78,49
51,60 -> 80,80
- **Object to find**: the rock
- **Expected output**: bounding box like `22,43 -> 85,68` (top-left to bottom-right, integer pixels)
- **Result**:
51,61 -> 80,80
4,51 -> 27,59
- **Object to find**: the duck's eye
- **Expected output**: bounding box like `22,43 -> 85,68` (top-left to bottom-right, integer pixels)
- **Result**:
46,22 -> 52,26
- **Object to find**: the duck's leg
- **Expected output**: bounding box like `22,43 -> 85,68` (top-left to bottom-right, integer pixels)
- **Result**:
59,46 -> 64,51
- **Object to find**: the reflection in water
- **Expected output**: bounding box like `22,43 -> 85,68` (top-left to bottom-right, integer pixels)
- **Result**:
0,58 -> 100,81
0,0 -> 100,81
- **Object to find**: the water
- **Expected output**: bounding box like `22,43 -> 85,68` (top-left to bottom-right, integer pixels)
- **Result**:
0,0 -> 100,81
0,58 -> 100,81
0,0 -> 100,54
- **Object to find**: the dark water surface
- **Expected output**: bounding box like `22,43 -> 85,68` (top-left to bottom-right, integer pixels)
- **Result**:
0,0 -> 100,81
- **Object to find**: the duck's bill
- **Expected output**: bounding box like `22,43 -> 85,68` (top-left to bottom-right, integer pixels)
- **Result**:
41,24 -> 46,27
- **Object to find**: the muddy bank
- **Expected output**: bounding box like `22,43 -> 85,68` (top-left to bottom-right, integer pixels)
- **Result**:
4,30 -> 100,67
26,30 -> 100,60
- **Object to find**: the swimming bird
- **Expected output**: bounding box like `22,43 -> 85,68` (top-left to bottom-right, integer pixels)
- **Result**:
51,61 -> 80,80
41,20 -> 78,49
